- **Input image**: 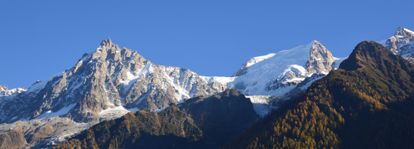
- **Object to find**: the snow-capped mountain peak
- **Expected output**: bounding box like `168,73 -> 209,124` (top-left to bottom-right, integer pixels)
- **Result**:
395,27 -> 414,37
231,40 -> 337,96
0,86 -> 26,97
385,27 -> 414,55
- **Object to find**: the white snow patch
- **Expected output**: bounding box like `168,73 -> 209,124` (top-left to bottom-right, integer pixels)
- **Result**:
232,42 -> 312,96
37,104 -> 76,119
299,76 -> 324,90
201,76 -> 236,85
0,88 -> 27,97
127,107 -> 139,112
120,62 -> 153,85
333,57 -> 346,69
247,96 -> 272,117
281,64 -> 307,79
99,106 -> 130,119
244,53 -> 276,68
402,28 -> 414,35
284,77 -> 306,84
163,72 -> 191,102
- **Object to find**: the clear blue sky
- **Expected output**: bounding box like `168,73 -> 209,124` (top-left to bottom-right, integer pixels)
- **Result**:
1,0 -> 413,88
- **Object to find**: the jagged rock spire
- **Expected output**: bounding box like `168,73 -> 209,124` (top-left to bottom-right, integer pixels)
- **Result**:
306,40 -> 335,74
100,39 -> 114,47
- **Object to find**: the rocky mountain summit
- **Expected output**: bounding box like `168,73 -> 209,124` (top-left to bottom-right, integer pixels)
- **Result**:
0,39 -> 229,123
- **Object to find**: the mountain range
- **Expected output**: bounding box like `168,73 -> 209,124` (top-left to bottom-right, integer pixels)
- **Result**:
0,27 -> 414,148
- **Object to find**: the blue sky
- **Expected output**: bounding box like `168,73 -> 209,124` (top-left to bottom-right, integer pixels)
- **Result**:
1,0 -> 413,88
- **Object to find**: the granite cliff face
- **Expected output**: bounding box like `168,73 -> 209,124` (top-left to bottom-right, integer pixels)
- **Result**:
306,41 -> 335,74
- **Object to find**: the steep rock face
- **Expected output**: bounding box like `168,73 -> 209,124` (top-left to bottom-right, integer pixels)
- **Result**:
232,41 -> 414,149
56,90 -> 259,149
306,41 -> 335,74
0,39 -> 228,123
231,40 -> 338,96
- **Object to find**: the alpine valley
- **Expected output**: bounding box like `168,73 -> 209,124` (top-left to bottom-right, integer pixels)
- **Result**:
1,27 -> 414,149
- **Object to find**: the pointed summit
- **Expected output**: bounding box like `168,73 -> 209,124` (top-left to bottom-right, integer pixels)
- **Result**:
340,41 -> 401,71
94,39 -> 123,56
100,39 -> 114,47
311,40 -> 322,45
86,39 -> 145,68
307,40 -> 335,74
0,39 -> 228,123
